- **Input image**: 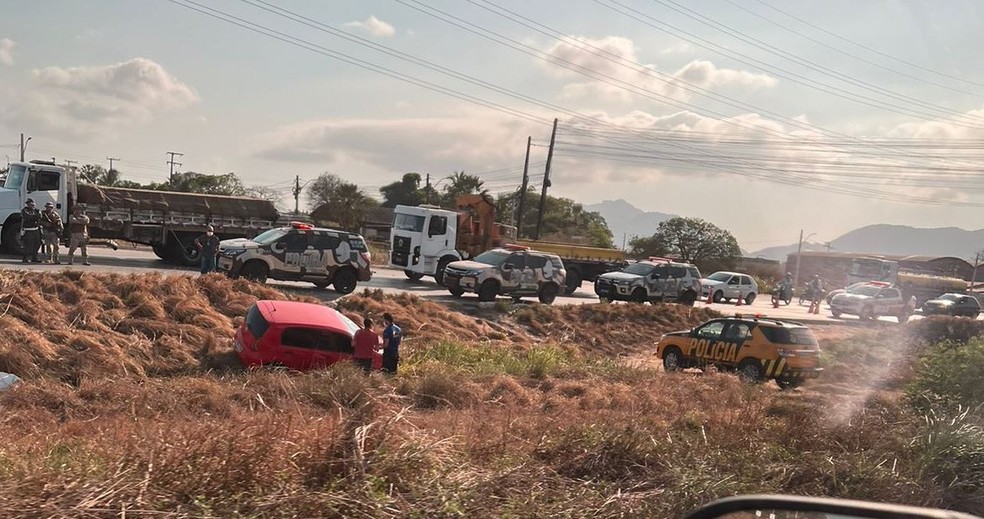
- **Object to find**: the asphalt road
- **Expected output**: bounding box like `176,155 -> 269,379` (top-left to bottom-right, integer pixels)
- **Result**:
0,247 -> 963,325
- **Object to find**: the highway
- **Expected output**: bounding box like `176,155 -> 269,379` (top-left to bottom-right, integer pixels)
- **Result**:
0,246 -> 957,325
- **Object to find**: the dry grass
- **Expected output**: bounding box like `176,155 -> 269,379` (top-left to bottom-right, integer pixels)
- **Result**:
0,272 -> 980,517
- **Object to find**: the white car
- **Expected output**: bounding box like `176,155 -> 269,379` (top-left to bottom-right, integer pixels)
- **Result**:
829,284 -> 916,323
700,271 -> 758,304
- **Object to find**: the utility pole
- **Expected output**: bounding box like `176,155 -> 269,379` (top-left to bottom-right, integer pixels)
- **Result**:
106,156 -> 120,173
793,230 -> 804,292
515,136 -> 532,237
166,151 -> 183,186
972,250 -> 983,290
425,173 -> 431,204
19,133 -> 31,162
293,175 -> 301,215
534,118 -> 558,241
64,160 -> 77,168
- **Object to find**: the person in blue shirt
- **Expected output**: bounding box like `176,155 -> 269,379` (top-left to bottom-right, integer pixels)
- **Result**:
382,312 -> 402,374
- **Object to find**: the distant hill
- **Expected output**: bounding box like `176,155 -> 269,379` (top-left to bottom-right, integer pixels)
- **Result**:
749,224 -> 984,261
584,199 -> 676,247
746,242 -> 829,261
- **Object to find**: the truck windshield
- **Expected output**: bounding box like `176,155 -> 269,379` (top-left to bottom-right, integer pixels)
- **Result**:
623,263 -> 655,276
3,165 -> 25,190
253,228 -> 289,245
394,213 -> 426,232
474,250 -> 510,267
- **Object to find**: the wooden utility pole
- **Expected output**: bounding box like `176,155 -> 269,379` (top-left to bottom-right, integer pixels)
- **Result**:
425,173 -> 431,204
534,118 -> 558,241
293,175 -> 301,215
516,136 -> 532,237
106,156 -> 120,173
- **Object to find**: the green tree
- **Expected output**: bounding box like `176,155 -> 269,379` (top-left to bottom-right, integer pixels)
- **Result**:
629,217 -> 741,272
78,164 -> 141,188
495,188 -> 614,248
308,173 -> 378,231
156,171 -> 251,196
439,171 -> 485,208
380,172 -> 424,208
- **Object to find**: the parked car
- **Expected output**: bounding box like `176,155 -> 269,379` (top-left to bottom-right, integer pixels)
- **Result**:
921,293 -> 981,318
594,257 -> 701,305
700,271 -> 758,304
234,300 -> 382,371
442,245 -> 566,304
829,283 -> 915,323
218,221 -> 373,294
825,281 -> 890,305
655,315 -> 822,389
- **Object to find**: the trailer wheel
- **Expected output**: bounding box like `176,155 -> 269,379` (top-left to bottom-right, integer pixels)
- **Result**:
563,267 -> 582,295
165,232 -> 201,267
240,261 -> 268,283
151,242 -> 171,261
404,270 -> 425,282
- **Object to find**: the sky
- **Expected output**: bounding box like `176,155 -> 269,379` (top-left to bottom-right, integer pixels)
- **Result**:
2,0 -> 984,250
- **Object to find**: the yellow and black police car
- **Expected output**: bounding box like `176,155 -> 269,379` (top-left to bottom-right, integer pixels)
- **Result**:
655,314 -> 822,389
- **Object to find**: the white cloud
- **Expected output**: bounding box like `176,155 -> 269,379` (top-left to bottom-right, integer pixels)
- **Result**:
344,16 -> 396,38
660,42 -> 693,55
0,58 -> 198,140
542,35 -> 777,103
0,38 -> 15,66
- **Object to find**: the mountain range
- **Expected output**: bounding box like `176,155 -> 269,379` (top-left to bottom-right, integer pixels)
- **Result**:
586,200 -> 982,261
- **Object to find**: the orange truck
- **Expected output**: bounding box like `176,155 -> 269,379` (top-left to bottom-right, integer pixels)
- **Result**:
388,194 -> 627,294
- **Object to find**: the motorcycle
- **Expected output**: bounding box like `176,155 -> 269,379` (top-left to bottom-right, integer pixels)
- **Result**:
771,283 -> 793,306
799,284 -> 824,305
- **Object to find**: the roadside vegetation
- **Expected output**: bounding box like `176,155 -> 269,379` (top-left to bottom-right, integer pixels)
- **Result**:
0,272 -> 981,517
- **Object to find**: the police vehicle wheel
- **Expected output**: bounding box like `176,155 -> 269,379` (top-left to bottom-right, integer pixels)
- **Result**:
449,287 -> 465,297
434,257 -> 453,285
859,307 -> 874,321
897,312 -> 910,324
678,291 -> 697,307
538,283 -> 559,305
630,288 -> 648,304
477,280 -> 499,302
662,347 -> 683,372
563,268 -> 582,295
738,359 -> 764,382
776,377 -> 803,390
333,269 -> 358,294
240,261 -> 268,283
831,310 -> 842,318
713,290 -> 724,304
404,270 -> 425,282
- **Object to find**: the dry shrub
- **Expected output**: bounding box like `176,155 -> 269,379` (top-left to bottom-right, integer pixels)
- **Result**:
906,316 -> 984,344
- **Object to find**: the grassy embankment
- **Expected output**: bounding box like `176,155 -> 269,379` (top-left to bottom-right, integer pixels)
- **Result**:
0,271 -> 981,517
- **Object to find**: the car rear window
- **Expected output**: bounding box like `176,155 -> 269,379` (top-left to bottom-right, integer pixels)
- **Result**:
688,267 -> 700,278
349,238 -> 368,252
280,327 -> 354,354
245,304 -> 269,338
760,327 -> 818,347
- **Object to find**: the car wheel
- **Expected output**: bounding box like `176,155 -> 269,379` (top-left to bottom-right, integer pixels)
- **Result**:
662,347 -> 684,372
745,292 -> 756,305
240,261 -> 268,283
630,288 -> 648,304
776,377 -> 803,390
332,269 -> 358,294
831,310 -> 842,318
713,290 -> 724,303
538,283 -> 559,304
404,270 -> 425,282
449,287 -> 464,298
738,359 -> 764,383
477,280 -> 499,302
678,290 -> 697,307
859,306 -> 874,321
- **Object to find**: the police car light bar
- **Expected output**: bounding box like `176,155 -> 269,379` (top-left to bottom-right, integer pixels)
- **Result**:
289,221 -> 314,230
648,256 -> 673,263
503,244 -> 530,251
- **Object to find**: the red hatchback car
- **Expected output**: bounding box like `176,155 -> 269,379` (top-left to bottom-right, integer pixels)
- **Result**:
235,300 -> 382,371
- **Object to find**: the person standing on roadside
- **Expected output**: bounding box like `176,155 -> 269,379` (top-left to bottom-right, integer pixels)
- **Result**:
40,202 -> 64,264
20,198 -> 42,263
194,224 -> 221,274
382,312 -> 402,375
67,204 -> 91,266
353,317 -> 380,373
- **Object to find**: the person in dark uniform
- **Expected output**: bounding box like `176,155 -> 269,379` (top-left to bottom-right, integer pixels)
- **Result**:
194,224 -> 221,274
382,313 -> 402,374
20,198 -> 41,263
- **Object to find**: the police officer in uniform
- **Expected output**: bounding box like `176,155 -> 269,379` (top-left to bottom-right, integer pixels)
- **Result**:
40,201 -> 64,264
20,198 -> 42,263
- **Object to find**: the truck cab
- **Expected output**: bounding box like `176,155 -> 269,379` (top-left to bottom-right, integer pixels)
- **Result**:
0,161 -> 75,254
389,204 -> 461,284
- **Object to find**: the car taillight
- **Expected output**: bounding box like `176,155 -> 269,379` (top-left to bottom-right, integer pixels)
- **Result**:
360,252 -> 371,264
